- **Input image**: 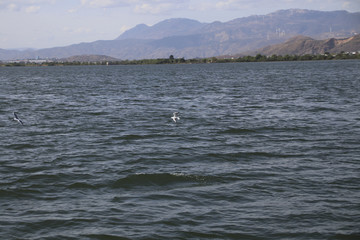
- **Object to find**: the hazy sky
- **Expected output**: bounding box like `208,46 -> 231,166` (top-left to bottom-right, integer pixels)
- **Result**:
1,0 -> 359,49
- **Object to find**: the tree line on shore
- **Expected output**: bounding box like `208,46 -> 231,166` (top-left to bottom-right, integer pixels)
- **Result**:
1,52 -> 359,67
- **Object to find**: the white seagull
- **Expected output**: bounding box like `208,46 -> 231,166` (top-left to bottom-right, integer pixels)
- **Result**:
13,112 -> 24,125
171,112 -> 180,122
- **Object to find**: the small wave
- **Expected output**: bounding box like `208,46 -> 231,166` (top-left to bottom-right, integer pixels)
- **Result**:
15,173 -> 64,183
253,125 -> 312,132
112,173 -> 213,189
307,106 -> 343,113
206,151 -> 301,161
121,134 -> 151,140
84,234 -> 131,240
6,143 -> 37,150
87,111 -> 108,116
0,189 -> 42,198
244,105 -> 263,109
67,182 -> 97,189
219,127 -> 256,134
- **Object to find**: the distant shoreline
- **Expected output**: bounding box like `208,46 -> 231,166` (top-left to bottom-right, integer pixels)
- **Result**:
1,52 -> 359,67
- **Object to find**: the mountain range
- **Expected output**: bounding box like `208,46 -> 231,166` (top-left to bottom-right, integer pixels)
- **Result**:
1,9 -> 359,61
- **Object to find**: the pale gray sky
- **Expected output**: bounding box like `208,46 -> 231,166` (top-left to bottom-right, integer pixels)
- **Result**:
1,0 -> 359,49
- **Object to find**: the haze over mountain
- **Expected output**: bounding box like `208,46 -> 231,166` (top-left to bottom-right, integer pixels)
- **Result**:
1,9 -> 359,61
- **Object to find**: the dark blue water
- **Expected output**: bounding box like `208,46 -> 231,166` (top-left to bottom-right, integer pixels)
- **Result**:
1,61 -> 359,240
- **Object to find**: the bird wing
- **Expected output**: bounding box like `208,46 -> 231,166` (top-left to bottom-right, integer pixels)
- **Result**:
13,112 -> 18,119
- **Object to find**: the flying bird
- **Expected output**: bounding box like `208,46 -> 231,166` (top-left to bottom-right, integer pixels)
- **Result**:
13,112 -> 24,125
171,112 -> 180,122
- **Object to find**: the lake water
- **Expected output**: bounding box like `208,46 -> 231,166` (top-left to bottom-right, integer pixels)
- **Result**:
1,61 -> 359,240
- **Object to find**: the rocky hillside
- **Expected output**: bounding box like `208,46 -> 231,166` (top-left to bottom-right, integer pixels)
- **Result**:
250,35 -> 360,56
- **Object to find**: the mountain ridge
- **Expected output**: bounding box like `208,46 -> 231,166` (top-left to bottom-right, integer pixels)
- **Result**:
116,18 -> 205,40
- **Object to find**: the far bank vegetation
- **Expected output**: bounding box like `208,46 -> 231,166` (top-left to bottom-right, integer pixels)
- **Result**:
1,52 -> 359,67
